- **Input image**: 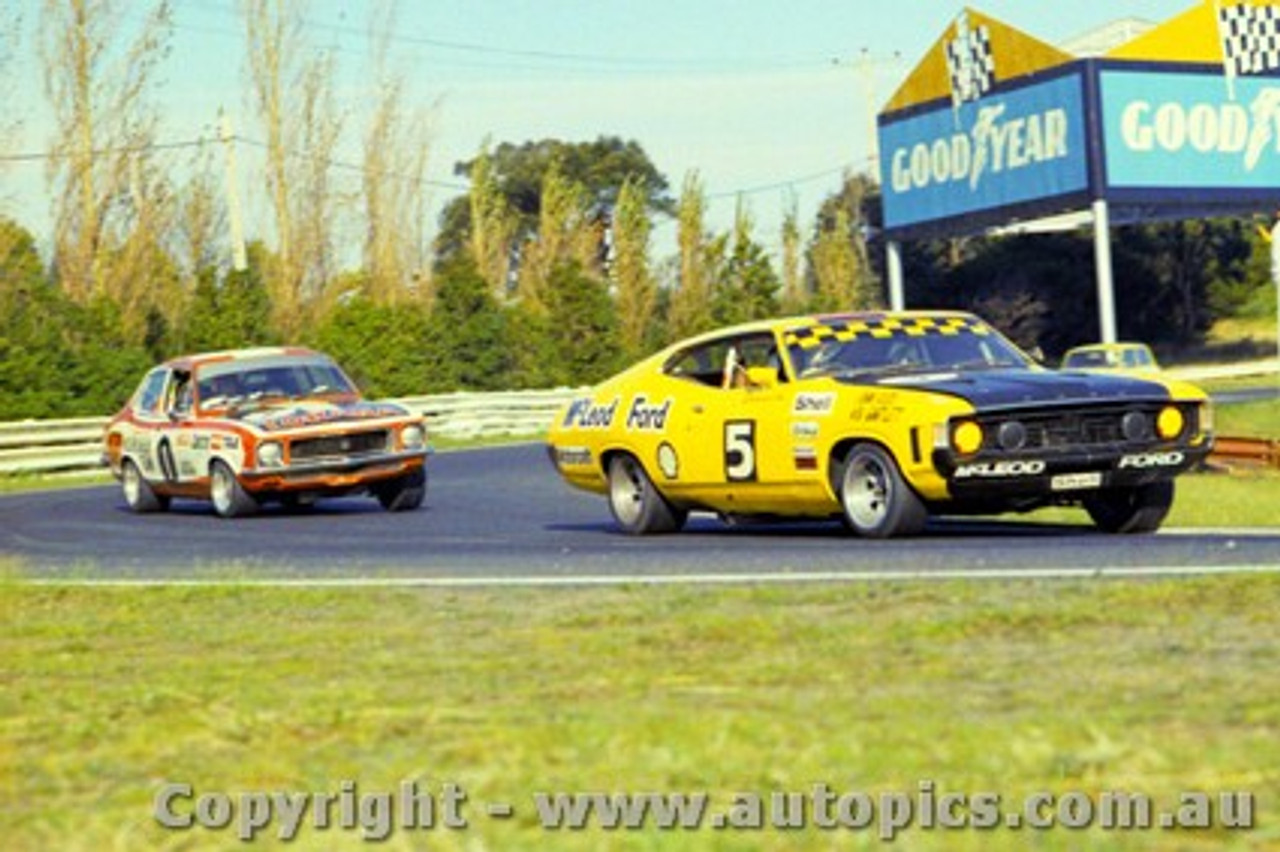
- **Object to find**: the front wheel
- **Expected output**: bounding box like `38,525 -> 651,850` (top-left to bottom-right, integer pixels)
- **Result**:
1084,481 -> 1174,534
121,459 -> 170,513
376,468 -> 427,512
210,460 -> 258,518
607,454 -> 686,535
834,443 -> 927,538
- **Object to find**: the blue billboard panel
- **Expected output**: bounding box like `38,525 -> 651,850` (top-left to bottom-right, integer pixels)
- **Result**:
1101,69 -> 1280,189
879,72 -> 1089,233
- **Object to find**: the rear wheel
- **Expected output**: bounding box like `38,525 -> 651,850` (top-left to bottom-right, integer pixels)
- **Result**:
835,443 -> 927,538
1084,481 -> 1174,534
210,460 -> 258,518
607,454 -> 686,535
121,459 -> 170,513
375,468 -> 427,512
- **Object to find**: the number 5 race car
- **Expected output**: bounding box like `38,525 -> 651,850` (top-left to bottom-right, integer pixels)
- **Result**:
102,347 -> 429,518
546,312 -> 1213,538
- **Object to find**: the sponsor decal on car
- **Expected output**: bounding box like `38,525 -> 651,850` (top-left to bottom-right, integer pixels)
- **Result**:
793,446 -> 819,471
953,460 -> 1047,479
657,443 -> 679,480
561,397 -> 620,430
792,392 -> 836,415
1118,451 -> 1186,469
256,403 -> 406,433
625,396 -> 672,431
791,421 -> 820,439
555,447 -> 593,467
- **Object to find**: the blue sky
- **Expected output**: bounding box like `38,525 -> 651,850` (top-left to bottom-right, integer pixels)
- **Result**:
3,0 -> 1197,257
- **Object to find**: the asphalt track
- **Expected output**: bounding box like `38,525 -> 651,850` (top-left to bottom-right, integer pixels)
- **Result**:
3,443 -> 1279,581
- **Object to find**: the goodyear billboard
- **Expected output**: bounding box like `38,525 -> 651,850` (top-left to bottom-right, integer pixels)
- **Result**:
1102,70 -> 1280,189
879,3 -> 1280,239
881,69 -> 1090,235
1098,1 -> 1280,212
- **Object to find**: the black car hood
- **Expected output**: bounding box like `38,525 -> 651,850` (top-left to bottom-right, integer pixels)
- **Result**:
860,368 -> 1171,411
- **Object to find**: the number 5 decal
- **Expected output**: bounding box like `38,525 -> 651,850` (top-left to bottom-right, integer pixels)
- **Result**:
725,420 -> 757,482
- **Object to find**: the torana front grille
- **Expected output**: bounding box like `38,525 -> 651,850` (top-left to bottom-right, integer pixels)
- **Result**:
290,430 -> 390,461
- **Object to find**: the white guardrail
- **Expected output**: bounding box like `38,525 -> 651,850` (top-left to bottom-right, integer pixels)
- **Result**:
0,387 -> 585,476
2,358 -> 1277,477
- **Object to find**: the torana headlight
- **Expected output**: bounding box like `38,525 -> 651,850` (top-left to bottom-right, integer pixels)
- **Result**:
257,441 -> 284,468
400,424 -> 426,450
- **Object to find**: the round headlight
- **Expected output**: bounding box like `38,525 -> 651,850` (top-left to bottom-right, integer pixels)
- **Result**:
1156,406 -> 1185,440
952,421 -> 984,456
257,441 -> 283,468
401,424 -> 426,450
997,420 -> 1027,451
1121,411 -> 1150,442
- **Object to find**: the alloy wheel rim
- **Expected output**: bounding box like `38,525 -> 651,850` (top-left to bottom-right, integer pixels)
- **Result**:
123,465 -> 140,505
211,467 -> 231,514
610,459 -> 644,526
844,456 -> 890,528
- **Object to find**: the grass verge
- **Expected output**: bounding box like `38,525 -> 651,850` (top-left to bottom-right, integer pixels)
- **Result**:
3,574 -> 1278,850
1214,398 -> 1280,439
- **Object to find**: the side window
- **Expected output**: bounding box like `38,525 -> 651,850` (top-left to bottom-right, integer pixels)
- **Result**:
665,340 -> 734,388
664,332 -> 787,390
168,370 -> 193,415
133,369 -> 169,415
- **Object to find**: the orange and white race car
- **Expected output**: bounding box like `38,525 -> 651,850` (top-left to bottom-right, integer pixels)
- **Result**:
102,347 -> 429,517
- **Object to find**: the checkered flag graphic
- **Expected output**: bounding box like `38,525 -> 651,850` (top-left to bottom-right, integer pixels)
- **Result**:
1216,1 -> 1280,96
945,13 -> 995,108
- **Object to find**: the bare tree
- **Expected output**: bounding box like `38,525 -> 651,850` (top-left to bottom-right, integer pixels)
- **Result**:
172,147 -> 228,283
517,159 -> 594,314
240,0 -> 341,336
39,0 -> 172,319
612,176 -> 657,356
0,3 -> 24,264
780,193 -> 806,314
668,171 -> 712,339
468,142 -> 516,301
361,1 -> 434,307
810,207 -> 859,312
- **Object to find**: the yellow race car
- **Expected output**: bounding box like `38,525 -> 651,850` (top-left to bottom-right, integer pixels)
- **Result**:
546,312 -> 1213,538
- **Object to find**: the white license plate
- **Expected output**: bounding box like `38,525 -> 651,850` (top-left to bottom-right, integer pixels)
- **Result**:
1051,472 -> 1103,491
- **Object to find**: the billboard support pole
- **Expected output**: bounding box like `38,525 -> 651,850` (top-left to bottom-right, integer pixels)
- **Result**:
1271,215 -> 1280,371
1092,199 -> 1117,344
887,240 -> 905,310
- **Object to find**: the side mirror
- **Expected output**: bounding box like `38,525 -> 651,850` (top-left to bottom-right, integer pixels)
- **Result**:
743,366 -> 779,390
1027,346 -> 1046,365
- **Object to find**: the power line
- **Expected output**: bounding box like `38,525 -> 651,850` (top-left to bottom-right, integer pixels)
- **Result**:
235,137 -> 469,192
180,0 -> 875,75
2,132 -> 859,207
0,137 -> 213,163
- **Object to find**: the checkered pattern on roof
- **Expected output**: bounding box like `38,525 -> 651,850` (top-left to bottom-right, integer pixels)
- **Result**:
783,316 -> 988,350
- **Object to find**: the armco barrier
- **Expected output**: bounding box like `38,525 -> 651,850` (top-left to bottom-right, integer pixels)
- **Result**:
0,388 -> 584,476
2,365 -> 1277,477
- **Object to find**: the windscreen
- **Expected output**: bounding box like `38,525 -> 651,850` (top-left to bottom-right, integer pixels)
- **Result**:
195,357 -> 357,410
785,317 -> 1031,380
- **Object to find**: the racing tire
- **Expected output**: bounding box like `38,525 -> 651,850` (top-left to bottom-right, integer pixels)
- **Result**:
158,440 -> 178,482
209,459 -> 259,518
607,454 -> 687,535
1084,480 -> 1174,534
835,443 -> 927,539
376,468 -> 427,512
121,459 -> 170,513
279,493 -> 318,512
